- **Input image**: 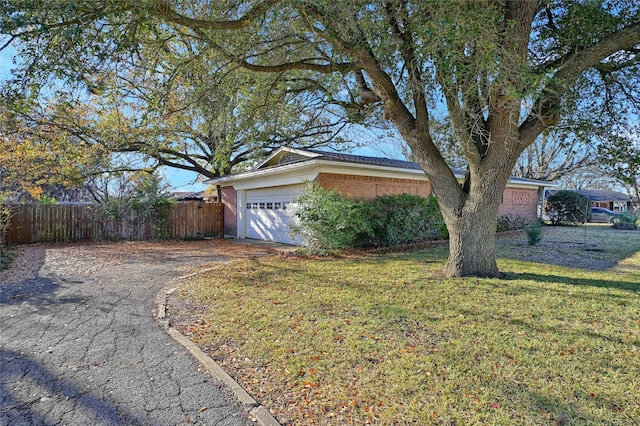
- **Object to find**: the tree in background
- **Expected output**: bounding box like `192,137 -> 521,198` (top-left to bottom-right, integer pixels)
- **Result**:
598,129 -> 640,205
0,4 -> 360,182
2,1 -> 639,277
0,104 -> 111,201
514,130 -> 595,183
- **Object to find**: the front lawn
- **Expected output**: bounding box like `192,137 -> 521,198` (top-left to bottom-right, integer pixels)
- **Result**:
173,226 -> 640,425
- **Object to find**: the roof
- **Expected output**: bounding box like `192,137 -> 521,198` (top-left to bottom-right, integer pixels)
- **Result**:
547,189 -> 632,202
170,191 -> 206,201
208,147 -> 554,188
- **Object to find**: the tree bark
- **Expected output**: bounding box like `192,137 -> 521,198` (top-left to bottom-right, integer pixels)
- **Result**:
427,145 -> 516,278
440,185 -> 503,278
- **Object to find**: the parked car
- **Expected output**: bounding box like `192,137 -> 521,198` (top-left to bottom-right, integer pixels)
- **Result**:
588,207 -> 619,223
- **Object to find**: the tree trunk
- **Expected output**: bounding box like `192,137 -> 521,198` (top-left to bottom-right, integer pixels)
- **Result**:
442,201 -> 501,278
435,165 -> 511,278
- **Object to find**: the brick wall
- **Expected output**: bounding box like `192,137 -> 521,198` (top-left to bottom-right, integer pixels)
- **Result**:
221,187 -> 237,236
315,173 -> 432,200
498,187 -> 539,221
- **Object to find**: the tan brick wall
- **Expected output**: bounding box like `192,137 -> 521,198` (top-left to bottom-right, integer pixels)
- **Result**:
221,187 -> 237,236
315,173 -> 432,200
317,173 -> 539,220
498,187 -> 539,221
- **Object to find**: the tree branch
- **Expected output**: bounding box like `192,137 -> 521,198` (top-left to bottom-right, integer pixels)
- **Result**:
520,21 -> 640,146
147,0 -> 280,31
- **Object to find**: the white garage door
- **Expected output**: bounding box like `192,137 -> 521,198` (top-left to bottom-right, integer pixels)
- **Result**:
245,185 -> 304,245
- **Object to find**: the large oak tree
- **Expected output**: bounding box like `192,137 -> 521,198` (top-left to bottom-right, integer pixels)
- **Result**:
2,0 -> 639,277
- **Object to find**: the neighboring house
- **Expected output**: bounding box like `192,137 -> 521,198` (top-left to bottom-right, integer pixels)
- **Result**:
207,147 -> 554,245
170,191 -> 207,204
578,189 -> 633,212
546,189 -> 633,212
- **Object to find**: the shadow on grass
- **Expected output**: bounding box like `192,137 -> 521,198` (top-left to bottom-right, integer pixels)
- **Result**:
503,271 -> 639,292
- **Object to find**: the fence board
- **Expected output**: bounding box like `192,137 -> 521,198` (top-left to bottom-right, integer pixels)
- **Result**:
3,203 -> 224,245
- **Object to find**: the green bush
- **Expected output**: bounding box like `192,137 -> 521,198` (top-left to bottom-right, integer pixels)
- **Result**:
525,221 -> 543,246
102,176 -> 174,240
289,183 -> 372,255
545,190 -> 590,225
290,187 -> 449,254
0,194 -> 12,270
366,194 -> 448,246
611,212 -> 638,230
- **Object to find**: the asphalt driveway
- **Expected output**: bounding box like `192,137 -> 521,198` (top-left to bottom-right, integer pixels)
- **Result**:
0,241 -> 273,426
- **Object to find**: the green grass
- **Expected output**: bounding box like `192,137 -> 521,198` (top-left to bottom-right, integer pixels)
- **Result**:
177,226 -> 640,425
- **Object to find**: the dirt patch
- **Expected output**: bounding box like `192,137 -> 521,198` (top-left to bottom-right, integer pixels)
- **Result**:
0,239 -> 277,286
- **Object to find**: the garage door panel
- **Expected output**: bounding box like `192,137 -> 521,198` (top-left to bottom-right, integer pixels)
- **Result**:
245,184 -> 304,245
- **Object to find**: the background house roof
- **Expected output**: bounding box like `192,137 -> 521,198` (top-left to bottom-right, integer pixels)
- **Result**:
545,189 -> 631,202
170,191 -> 206,201
574,189 -> 630,202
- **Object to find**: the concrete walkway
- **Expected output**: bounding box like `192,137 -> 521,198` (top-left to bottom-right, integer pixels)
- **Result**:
0,242 -> 255,426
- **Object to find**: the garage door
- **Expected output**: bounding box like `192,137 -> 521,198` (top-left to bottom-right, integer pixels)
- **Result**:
245,185 -> 304,245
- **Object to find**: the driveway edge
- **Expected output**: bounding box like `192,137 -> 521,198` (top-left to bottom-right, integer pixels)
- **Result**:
155,284 -> 281,426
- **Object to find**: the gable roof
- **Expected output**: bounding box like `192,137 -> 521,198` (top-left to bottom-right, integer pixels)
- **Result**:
258,147 -> 427,171
209,147 -> 554,188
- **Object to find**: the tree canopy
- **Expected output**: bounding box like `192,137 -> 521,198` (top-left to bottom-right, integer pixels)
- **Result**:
1,0 -> 639,277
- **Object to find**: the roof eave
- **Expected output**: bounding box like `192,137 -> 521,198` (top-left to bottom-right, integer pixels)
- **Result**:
207,157 -> 554,189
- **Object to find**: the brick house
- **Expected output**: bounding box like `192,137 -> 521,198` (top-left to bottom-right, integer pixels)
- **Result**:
208,147 -> 553,245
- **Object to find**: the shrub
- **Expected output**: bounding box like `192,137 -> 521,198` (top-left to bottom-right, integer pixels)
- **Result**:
0,193 -> 13,270
611,212 -> 638,230
366,194 -> 448,246
545,190 -> 590,225
525,221 -> 543,246
497,215 -> 528,232
102,182 -> 174,240
289,183 -> 372,255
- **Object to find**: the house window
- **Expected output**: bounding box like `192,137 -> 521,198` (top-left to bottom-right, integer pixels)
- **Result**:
282,202 -> 289,210
259,202 -> 266,209
266,202 -> 273,209
274,202 -> 282,209
246,203 -> 251,209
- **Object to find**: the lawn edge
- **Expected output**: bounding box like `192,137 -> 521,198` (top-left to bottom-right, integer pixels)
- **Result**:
155,279 -> 281,426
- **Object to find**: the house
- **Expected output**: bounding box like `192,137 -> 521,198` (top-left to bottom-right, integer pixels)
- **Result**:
207,147 -> 554,245
576,189 -> 633,212
545,189 -> 633,212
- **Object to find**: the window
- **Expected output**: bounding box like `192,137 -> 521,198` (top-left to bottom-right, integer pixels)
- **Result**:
274,202 -> 282,209
259,202 -> 266,209
267,202 -> 273,209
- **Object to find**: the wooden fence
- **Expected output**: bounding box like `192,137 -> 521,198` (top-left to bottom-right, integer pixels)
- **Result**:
3,203 -> 224,245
